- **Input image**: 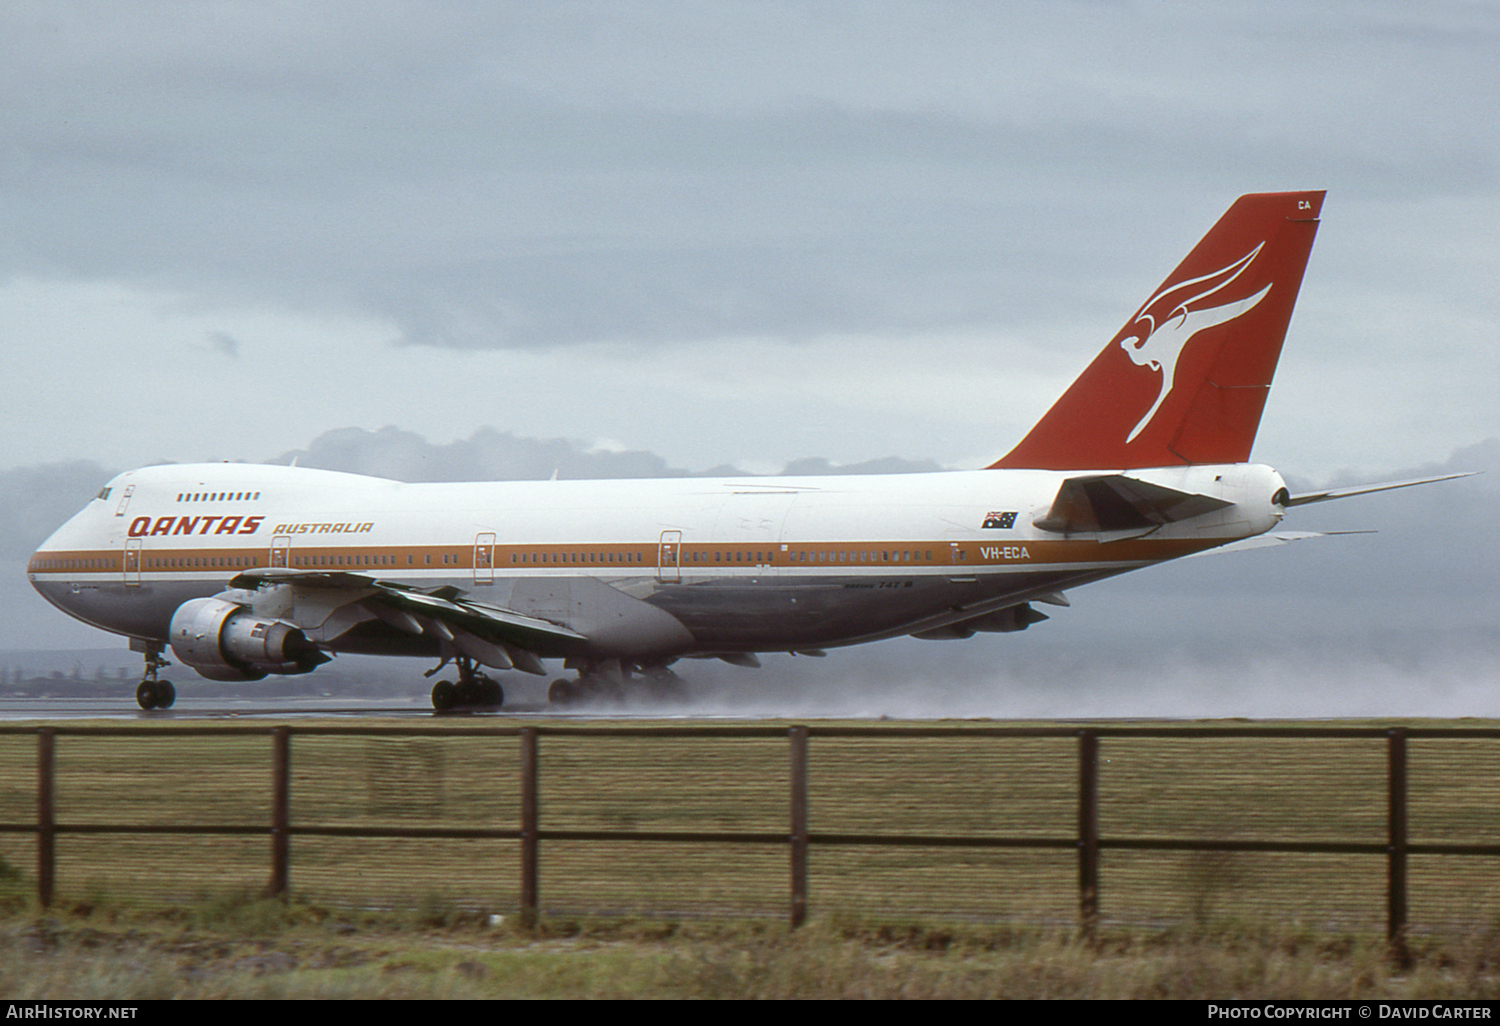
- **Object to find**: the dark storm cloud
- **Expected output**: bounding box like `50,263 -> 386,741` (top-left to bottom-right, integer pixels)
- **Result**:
4,2 -> 1495,352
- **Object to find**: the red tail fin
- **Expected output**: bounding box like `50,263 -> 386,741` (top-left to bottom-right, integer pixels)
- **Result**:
992,191 -> 1324,470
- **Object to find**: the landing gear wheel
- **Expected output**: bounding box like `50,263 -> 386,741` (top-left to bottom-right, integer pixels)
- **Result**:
548,678 -> 574,706
135,642 -> 173,711
428,656 -> 505,712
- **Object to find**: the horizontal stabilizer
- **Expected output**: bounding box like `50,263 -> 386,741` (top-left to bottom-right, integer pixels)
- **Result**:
1284,472 -> 1476,507
1035,474 -> 1232,535
1186,529 -> 1375,557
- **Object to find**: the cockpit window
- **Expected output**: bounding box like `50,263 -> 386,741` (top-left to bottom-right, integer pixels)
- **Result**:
96,487 -> 112,501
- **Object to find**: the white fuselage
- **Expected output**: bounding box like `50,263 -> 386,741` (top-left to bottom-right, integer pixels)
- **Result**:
30,462 -> 1285,667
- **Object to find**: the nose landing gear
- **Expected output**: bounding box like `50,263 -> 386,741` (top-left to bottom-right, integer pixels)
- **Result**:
135,643 -> 176,710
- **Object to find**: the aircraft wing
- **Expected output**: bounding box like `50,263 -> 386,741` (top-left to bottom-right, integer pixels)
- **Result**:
1034,474 -> 1233,536
228,567 -> 585,674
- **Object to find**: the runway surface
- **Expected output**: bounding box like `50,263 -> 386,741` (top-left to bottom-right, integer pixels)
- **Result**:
0,696 -> 592,721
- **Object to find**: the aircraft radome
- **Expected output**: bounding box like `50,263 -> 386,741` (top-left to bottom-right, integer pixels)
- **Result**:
28,191 -> 1468,711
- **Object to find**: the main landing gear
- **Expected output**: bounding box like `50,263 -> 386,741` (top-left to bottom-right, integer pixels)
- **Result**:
428,655 -> 504,712
135,642 -> 176,711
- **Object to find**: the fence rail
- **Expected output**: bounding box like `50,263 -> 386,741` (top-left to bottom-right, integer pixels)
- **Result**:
3,722 -> 1500,941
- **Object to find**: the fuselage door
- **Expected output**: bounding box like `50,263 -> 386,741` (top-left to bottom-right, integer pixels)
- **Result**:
474,532 -> 496,585
113,484 -> 135,518
658,530 -> 682,584
123,539 -> 142,587
270,534 -> 291,569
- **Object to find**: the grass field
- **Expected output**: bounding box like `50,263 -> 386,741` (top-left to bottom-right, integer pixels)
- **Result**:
2,718 -> 1500,938
3,897 -> 1500,999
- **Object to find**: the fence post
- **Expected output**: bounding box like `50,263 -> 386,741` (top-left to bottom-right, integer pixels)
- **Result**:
789,725 -> 809,928
520,726 -> 539,929
37,727 -> 54,908
267,726 -> 290,899
1078,729 -> 1099,936
1387,727 -> 1410,964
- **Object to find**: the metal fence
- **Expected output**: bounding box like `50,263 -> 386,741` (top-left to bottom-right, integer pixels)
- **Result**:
2,723 -> 1499,940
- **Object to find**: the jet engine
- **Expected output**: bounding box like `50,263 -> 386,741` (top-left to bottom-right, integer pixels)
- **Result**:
169,597 -> 330,681
911,602 -> 1049,640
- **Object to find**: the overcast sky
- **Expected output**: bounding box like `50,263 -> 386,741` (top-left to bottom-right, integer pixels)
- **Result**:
3,2 -> 1496,715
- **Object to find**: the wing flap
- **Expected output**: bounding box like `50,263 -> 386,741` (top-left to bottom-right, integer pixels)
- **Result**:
229,567 -> 375,590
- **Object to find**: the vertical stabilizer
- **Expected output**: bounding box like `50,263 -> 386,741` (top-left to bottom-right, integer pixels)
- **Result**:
992,191 -> 1323,470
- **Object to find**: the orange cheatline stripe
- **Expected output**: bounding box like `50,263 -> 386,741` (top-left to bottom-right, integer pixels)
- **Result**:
30,535 -> 1221,576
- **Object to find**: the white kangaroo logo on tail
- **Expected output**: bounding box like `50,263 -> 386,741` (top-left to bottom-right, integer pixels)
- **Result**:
1120,243 -> 1270,443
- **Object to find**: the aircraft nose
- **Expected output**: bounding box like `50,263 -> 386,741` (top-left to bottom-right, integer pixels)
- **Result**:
27,549 -> 72,617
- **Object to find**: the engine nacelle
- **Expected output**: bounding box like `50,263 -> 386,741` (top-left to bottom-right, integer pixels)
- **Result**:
965,603 -> 1050,634
911,602 -> 1049,641
169,597 -> 330,682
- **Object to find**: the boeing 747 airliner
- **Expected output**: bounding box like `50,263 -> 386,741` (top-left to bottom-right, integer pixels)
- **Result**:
28,191 -> 1464,710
